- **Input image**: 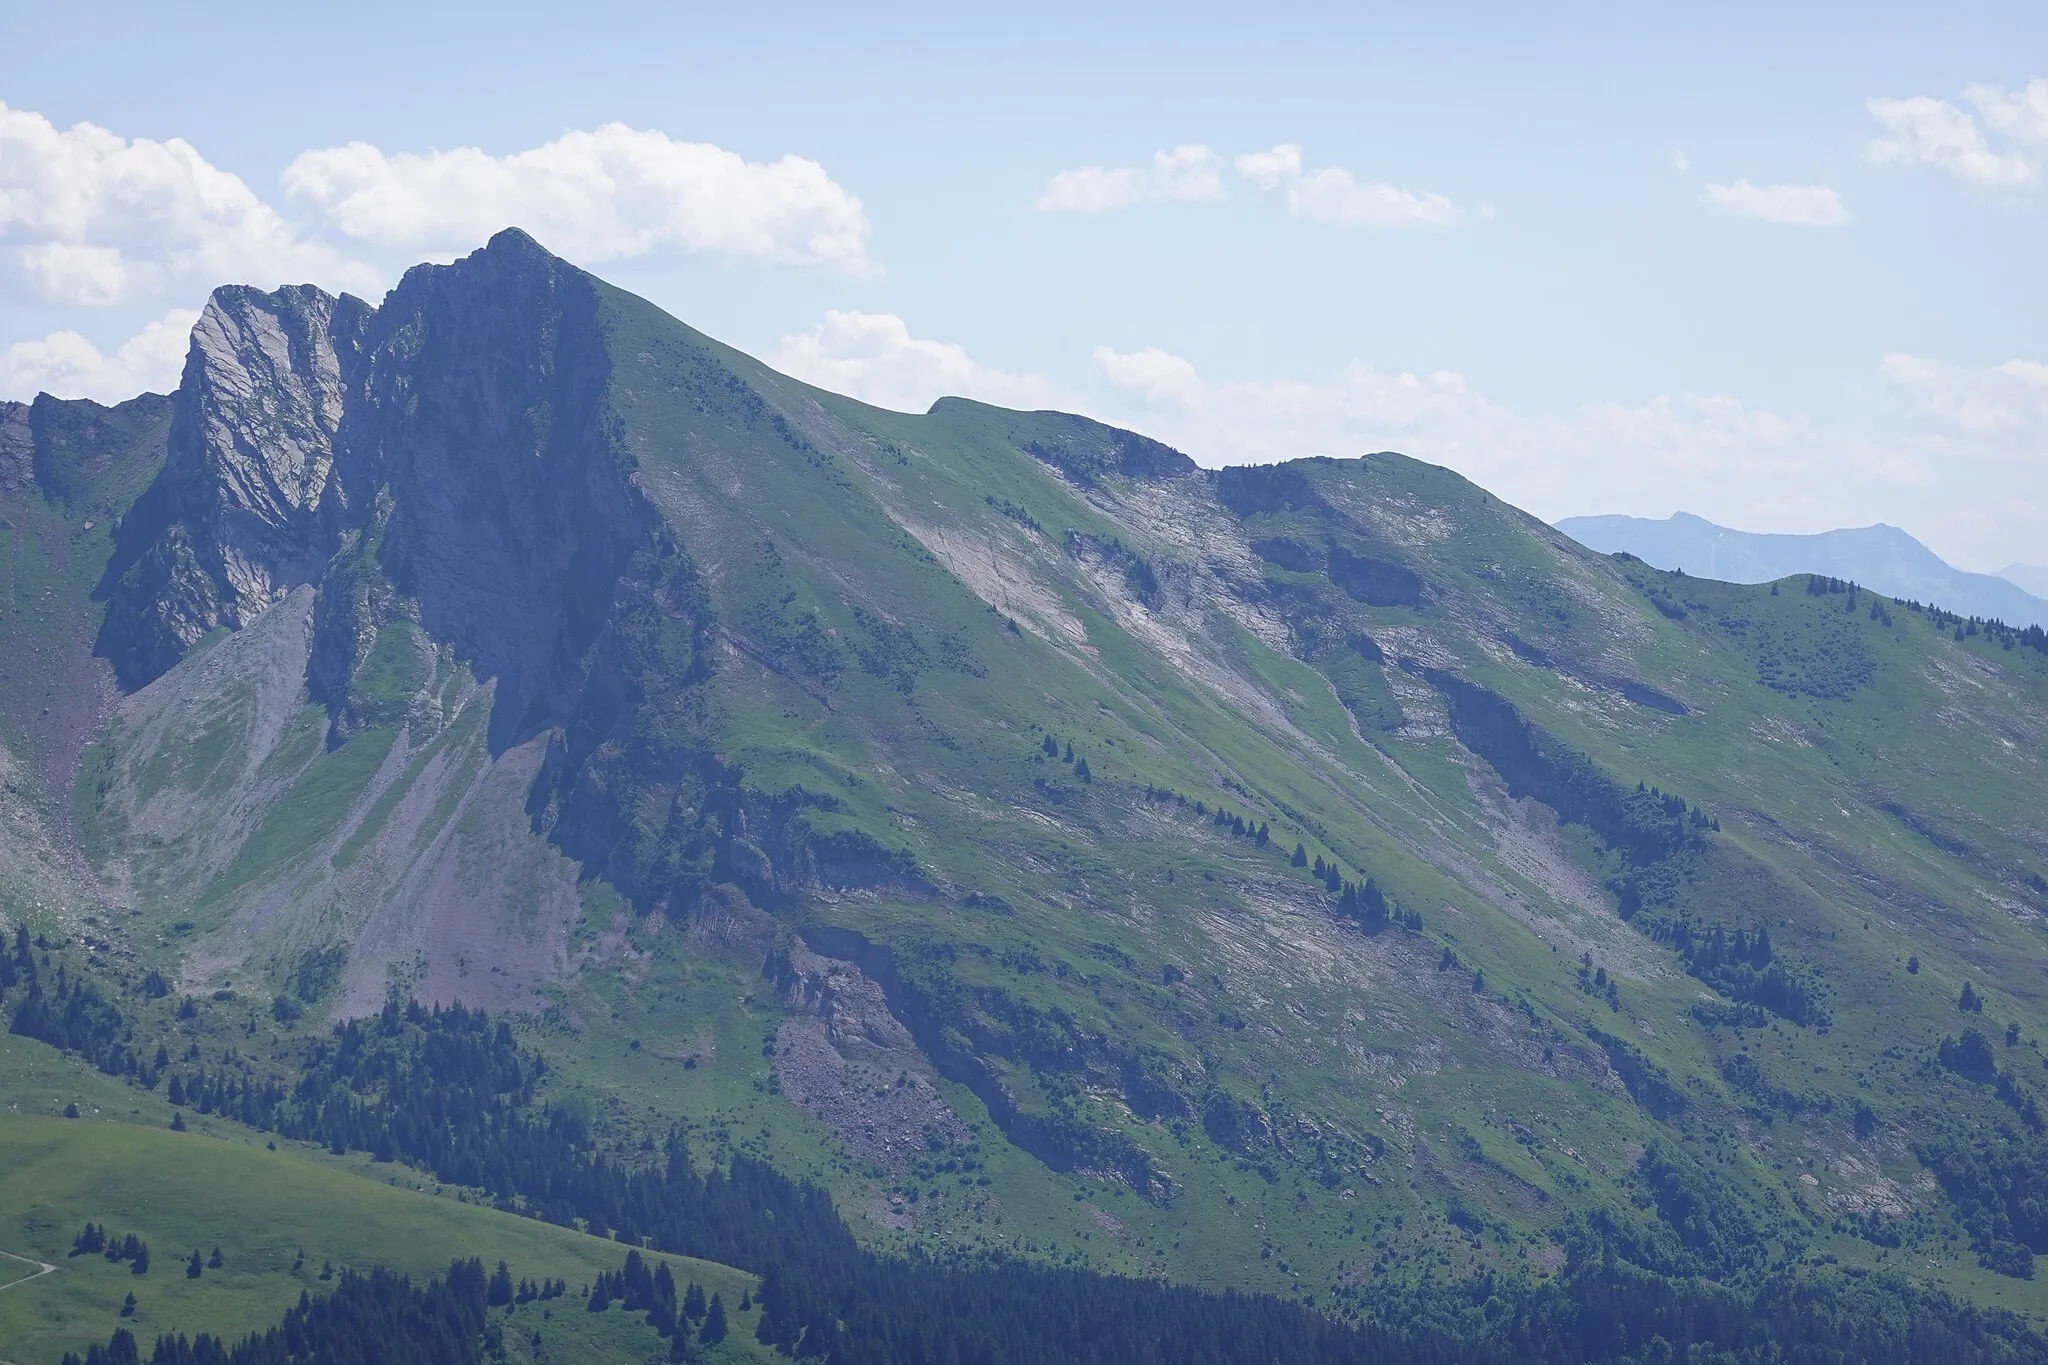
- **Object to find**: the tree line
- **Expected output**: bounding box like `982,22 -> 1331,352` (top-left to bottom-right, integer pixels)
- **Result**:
17,957 -> 2048,1362
63,1259 -> 491,1365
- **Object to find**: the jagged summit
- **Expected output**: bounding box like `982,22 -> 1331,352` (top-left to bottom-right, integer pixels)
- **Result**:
95,231 -> 599,691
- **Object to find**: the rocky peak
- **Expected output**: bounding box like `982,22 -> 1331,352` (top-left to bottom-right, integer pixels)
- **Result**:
96,283 -> 370,688
99,229 -> 660,742
175,283 -> 373,610
0,401 -> 30,495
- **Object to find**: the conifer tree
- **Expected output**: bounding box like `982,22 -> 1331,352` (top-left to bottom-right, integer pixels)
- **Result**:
650,1266 -> 678,1333
702,1292 -> 728,1344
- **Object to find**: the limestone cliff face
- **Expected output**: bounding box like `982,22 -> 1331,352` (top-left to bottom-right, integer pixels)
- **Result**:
78,231 -> 687,1007
92,230 -> 892,934
99,232 -> 653,718
96,229 -> 706,885
0,402 -> 33,496
183,284 -> 364,598
98,285 -> 370,687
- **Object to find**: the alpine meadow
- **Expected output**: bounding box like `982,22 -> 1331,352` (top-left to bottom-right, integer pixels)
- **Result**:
4,228 -> 2048,1364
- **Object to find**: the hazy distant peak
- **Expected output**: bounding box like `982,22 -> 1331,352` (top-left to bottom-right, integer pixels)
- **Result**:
2000,562 -> 2048,601
1556,511 -> 2048,629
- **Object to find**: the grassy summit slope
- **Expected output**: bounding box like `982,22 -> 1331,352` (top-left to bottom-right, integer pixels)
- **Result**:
7,232 -> 2048,1337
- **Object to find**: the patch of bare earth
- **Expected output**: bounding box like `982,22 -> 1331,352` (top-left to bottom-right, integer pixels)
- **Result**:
775,942 -> 969,1166
1825,1152 -> 1912,1218
1461,766 -> 1668,981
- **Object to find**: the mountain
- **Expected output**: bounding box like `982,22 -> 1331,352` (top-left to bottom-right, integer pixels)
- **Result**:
1557,511 -> 2048,629
6,230 -> 2048,1359
2004,563 -> 2048,601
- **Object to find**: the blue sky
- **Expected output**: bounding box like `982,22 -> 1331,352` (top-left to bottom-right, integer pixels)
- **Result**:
2,0 -> 2042,569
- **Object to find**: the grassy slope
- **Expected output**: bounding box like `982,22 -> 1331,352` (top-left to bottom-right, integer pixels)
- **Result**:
585,309 -> 2048,1313
0,1063 -> 768,1364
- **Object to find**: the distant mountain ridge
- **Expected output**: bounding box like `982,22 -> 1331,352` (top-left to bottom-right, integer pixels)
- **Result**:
2002,562 -> 2048,601
1556,511 -> 2048,629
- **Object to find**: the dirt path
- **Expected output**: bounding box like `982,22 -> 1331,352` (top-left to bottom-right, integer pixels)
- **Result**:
0,1246 -> 56,1293
0,1247 -> 58,1365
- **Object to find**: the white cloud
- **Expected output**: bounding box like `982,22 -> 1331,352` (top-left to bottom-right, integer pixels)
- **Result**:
1036,167 -> 1148,214
1672,148 -> 1692,172
1865,92 -> 2039,188
0,307 -> 199,403
1234,144 -> 1461,227
1700,180 -> 1849,226
1967,78 -> 2048,145
1234,144 -> 1303,191
282,125 -> 874,271
1882,351 -> 2048,436
0,98 -> 877,320
1287,168 -> 1462,227
771,310 -> 1066,413
1035,145 -> 1225,213
0,101 -> 374,306
1091,345 -> 1204,406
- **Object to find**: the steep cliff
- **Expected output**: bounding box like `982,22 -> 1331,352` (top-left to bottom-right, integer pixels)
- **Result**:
96,288 -> 367,688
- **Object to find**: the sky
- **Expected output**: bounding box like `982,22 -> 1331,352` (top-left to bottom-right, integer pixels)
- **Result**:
1,0 -> 2043,571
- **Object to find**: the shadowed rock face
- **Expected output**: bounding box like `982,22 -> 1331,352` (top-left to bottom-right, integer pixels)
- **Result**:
100,231 -> 655,738
95,230 -> 727,916
348,231 -> 652,750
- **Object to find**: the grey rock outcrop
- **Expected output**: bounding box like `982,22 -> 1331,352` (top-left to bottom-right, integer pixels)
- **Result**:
92,229 -> 860,919
99,285 -> 371,687
99,233 -> 654,724
0,402 -> 32,494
